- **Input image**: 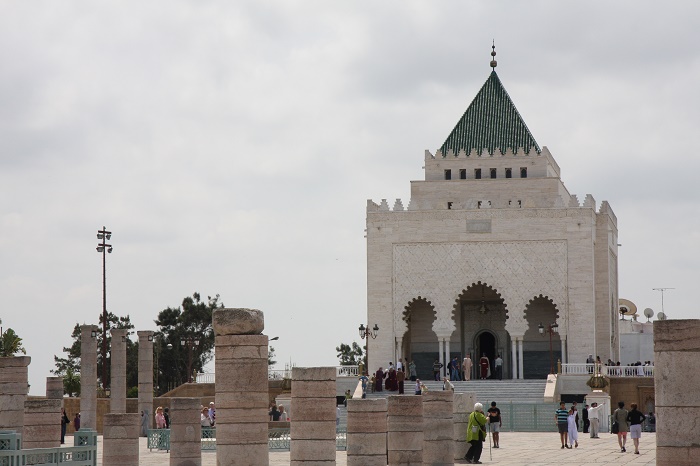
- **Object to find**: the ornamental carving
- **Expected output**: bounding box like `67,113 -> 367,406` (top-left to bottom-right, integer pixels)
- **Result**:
393,241 -> 568,336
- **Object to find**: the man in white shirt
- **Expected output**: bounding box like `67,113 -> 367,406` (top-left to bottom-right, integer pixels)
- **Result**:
396,358 -> 403,372
495,355 -> 503,380
588,402 -> 604,438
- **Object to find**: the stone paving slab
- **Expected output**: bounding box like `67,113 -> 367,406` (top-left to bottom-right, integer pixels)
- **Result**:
91,432 -> 657,465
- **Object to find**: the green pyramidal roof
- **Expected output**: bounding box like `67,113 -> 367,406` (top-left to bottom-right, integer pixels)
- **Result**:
438,71 -> 540,156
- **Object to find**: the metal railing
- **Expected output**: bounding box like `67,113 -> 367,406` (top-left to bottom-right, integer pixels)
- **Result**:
0,429 -> 97,466
560,363 -> 654,377
195,366 -> 361,383
147,426 -> 348,452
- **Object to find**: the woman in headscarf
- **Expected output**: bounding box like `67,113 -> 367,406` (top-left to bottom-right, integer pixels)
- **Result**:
465,402 -> 488,464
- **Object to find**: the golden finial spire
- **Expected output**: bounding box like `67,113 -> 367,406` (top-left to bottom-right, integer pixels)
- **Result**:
490,41 -> 497,70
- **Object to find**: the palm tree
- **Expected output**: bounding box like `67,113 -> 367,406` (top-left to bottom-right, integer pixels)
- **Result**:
0,327 -> 26,357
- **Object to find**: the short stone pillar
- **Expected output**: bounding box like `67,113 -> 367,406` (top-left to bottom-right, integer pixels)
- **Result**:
347,398 -> 387,466
291,367 -> 337,465
654,319 -> 700,465
387,395 -> 423,465
80,324 -> 99,429
110,328 -> 128,413
137,330 -> 154,436
103,413 -> 140,466
23,399 -> 61,448
0,355 -> 30,432
46,376 -> 64,400
170,397 -> 202,466
453,393 -> 475,460
422,391 -> 453,465
213,308 -> 269,465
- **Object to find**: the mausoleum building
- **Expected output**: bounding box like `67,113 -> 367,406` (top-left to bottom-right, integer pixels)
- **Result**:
366,53 -> 620,380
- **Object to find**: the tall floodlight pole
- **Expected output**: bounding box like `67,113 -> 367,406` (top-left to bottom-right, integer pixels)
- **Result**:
96,226 -> 113,389
652,287 -> 675,316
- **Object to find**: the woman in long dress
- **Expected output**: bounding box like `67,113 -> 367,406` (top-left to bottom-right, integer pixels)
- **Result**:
479,354 -> 490,379
567,407 -> 579,448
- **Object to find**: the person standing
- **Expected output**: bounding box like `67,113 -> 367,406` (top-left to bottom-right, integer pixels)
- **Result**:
359,373 -> 369,398
269,404 -> 281,421
567,406 -> 579,448
414,379 -> 422,395
582,404 -> 590,433
572,401 -> 580,430
155,407 -> 166,429
208,402 -> 215,426
60,408 -> 69,444
555,402 -> 570,449
408,360 -> 417,381
588,402 -> 604,438
463,355 -> 473,381
432,359 -> 443,381
375,367 -> 385,392
494,354 -> 503,380
613,401 -> 630,452
164,407 -> 170,428
479,354 -> 490,380
397,367 -> 406,394
396,358 -> 404,372
451,357 -> 462,381
487,401 -> 502,448
465,403 -> 488,464
586,354 -> 594,374
73,413 -> 80,431
627,403 -> 646,454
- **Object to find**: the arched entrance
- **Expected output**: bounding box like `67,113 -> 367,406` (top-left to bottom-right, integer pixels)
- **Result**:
475,330 -> 497,379
452,282 -> 510,379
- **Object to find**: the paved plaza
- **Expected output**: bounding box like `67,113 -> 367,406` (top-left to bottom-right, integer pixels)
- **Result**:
91,431 -> 657,465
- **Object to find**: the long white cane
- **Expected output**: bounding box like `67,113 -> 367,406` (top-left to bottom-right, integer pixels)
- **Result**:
488,423 -> 492,460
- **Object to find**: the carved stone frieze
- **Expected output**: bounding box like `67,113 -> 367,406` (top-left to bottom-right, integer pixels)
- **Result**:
393,241 -> 568,336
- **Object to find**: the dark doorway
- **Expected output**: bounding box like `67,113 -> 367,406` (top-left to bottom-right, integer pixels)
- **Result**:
476,331 -> 497,379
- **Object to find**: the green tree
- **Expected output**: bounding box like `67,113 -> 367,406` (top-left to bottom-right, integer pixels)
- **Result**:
52,313 -> 137,393
336,342 -> 363,366
268,345 -> 277,366
63,367 -> 81,397
154,292 -> 222,395
0,328 -> 26,357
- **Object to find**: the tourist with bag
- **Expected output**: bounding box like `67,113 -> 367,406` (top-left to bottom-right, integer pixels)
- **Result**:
465,402 -> 488,464
612,401 -> 630,452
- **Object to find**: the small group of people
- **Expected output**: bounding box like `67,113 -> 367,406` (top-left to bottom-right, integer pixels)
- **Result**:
555,400 -> 647,454
464,401 -> 502,464
612,401 -> 647,454
373,361 -> 408,394
268,401 -> 289,422
154,406 -> 170,429
200,402 -> 216,427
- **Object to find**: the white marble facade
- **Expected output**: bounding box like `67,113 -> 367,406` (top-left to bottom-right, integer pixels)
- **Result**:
365,70 -> 619,380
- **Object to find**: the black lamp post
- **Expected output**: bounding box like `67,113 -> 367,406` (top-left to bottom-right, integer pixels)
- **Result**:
180,336 -> 200,383
538,322 -> 559,374
96,226 -> 113,389
358,323 -> 379,375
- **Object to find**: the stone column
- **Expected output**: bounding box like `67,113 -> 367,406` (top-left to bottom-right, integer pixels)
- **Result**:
137,330 -> 154,435
110,328 -> 128,413
422,391 -> 453,464
654,319 -> 700,465
518,339 -> 524,380
437,339 -> 444,377
511,340 -> 517,380
46,376 -> 64,400
347,398 -> 387,466
23,399 -> 61,448
0,355 -> 30,432
290,367 -> 336,465
103,413 -> 140,466
170,397 -> 201,466
453,392 -> 476,461
80,324 -> 99,429
444,338 -> 451,378
387,395 -> 422,465
213,308 -> 269,466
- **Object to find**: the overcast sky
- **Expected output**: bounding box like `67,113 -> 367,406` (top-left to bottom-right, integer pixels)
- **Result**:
1,2 -> 698,395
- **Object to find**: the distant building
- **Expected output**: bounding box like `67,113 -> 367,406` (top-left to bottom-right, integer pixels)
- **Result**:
365,50 -> 620,380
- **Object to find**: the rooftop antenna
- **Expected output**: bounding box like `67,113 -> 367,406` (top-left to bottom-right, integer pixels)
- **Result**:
490,41 -> 497,70
652,287 -> 675,317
